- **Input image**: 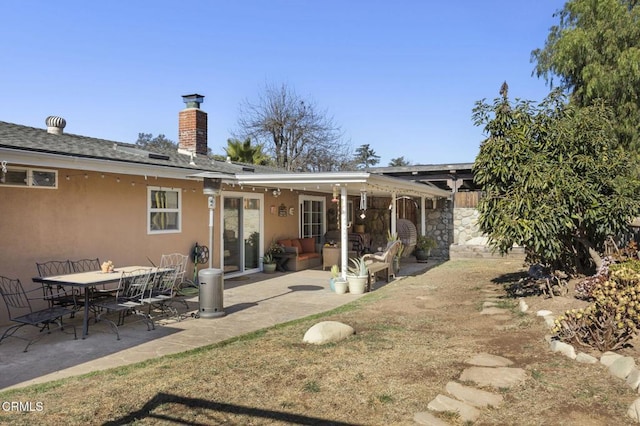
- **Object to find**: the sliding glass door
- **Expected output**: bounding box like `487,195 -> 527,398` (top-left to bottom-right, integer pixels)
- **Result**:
222,192 -> 263,275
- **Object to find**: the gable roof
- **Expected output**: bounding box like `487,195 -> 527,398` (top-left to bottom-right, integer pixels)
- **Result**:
0,121 -> 276,180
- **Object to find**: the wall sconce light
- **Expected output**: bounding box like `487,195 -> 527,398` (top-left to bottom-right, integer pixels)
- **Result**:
272,188 -> 281,198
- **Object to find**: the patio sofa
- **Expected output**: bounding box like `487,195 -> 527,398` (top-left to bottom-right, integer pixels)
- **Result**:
277,237 -> 321,271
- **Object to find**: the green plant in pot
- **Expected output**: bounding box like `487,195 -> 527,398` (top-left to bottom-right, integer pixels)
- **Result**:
261,252 -> 277,273
347,256 -> 369,294
414,235 -> 436,263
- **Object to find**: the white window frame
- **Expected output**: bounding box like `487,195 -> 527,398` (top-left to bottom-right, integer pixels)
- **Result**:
0,166 -> 57,189
299,195 -> 326,241
147,186 -> 182,234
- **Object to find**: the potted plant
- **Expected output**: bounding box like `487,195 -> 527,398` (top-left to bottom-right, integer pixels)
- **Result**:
261,252 -> 277,273
347,256 -> 369,294
414,235 -> 436,263
328,264 -> 348,293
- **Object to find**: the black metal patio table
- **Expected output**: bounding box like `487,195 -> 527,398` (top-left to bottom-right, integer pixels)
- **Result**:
33,266 -> 168,339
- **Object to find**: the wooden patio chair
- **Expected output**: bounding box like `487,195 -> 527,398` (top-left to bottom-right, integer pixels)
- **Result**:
362,240 -> 402,291
91,269 -> 155,340
0,276 -> 77,352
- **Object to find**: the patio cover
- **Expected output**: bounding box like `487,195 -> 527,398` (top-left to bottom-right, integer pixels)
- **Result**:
191,171 -> 451,279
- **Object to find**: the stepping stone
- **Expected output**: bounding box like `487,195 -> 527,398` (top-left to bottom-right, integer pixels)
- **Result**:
482,301 -> 498,308
480,307 -> 510,315
413,411 -> 451,426
549,340 -> 576,359
459,366 -> 526,389
537,309 -> 553,317
626,368 -> 640,391
628,397 -> 640,422
427,394 -> 480,423
445,381 -> 504,408
465,353 -> 514,367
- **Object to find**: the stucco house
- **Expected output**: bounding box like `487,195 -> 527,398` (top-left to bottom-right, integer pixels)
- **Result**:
0,94 -> 451,325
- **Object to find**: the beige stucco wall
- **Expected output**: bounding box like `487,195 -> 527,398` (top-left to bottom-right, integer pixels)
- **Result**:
0,167 -> 217,325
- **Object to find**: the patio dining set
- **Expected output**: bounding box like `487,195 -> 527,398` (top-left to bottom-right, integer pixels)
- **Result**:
0,253 -> 192,352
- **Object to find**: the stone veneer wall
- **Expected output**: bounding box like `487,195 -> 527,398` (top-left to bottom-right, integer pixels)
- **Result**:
423,200 -> 454,260
453,208 -> 483,245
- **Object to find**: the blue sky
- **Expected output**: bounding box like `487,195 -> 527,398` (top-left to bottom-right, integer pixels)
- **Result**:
1,1 -> 565,166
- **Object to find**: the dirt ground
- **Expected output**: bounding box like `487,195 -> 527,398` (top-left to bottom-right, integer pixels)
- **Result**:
1,258 -> 639,425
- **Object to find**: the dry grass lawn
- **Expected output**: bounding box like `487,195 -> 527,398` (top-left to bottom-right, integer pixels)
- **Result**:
0,259 -> 638,425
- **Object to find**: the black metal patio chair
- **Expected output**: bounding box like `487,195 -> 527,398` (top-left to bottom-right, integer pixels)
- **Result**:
142,253 -> 190,319
91,269 -> 155,340
36,260 -> 80,315
0,276 -> 77,352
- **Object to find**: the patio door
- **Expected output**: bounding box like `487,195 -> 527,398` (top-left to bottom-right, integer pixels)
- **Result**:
299,195 -> 326,245
222,192 -> 263,275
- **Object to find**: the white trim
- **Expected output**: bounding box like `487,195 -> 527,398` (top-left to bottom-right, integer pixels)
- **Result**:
298,194 -> 326,240
0,166 -> 58,189
147,186 -> 182,234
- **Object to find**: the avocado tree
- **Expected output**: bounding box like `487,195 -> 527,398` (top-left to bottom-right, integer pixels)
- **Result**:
472,85 -> 640,274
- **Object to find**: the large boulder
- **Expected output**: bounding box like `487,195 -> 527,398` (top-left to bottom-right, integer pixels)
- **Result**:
302,321 -> 355,345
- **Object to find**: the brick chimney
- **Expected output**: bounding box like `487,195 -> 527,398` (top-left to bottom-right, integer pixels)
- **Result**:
178,94 -> 208,155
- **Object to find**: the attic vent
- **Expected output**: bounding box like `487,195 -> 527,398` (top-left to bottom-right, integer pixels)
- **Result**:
45,116 -> 66,135
148,153 -> 170,160
242,167 -> 255,172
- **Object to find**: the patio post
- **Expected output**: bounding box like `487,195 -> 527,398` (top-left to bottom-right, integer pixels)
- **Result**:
420,197 -> 426,236
340,186 -> 348,279
390,191 -> 397,235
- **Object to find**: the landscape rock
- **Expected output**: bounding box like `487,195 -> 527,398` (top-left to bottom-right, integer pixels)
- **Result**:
427,394 -> 480,423
459,366 -> 526,389
626,368 -> 640,391
609,356 -> 636,380
628,398 -> 640,422
543,316 -> 556,328
413,411 -> 451,426
518,299 -> 528,312
465,353 -> 514,367
601,351 -> 623,367
302,321 -> 354,345
575,352 -> 598,364
537,309 -> 553,317
445,381 -> 503,408
549,340 -> 577,359
480,307 -> 510,315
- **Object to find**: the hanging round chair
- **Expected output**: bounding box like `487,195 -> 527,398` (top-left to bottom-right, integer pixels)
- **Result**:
396,219 -> 417,257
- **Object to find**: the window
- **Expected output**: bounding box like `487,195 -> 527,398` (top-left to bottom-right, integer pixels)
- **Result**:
0,167 -> 57,188
148,187 -> 181,234
299,195 -> 326,243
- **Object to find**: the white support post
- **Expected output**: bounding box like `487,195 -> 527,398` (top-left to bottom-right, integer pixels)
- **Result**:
340,186 -> 348,279
420,197 -> 426,236
391,192 -> 397,235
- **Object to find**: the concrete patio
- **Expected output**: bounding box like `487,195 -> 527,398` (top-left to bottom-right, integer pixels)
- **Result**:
0,259 -> 433,392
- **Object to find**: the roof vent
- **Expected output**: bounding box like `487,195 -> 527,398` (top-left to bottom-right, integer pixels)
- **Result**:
46,116 -> 66,135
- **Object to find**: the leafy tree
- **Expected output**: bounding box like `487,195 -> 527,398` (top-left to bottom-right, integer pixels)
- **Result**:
135,133 -> 176,151
236,83 -> 346,171
224,137 -> 272,165
531,0 -> 640,151
472,86 -> 640,274
389,156 -> 411,167
354,144 -> 380,169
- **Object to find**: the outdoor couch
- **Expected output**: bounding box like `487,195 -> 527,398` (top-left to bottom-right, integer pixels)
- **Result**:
277,237 -> 321,271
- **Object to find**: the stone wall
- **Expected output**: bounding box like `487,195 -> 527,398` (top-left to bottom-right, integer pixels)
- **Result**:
453,208 -> 483,245
423,200 -> 453,260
